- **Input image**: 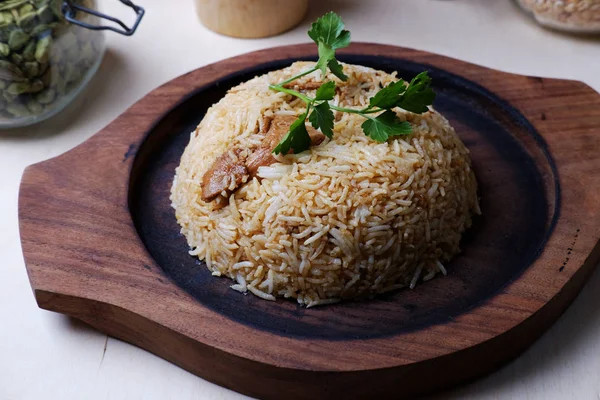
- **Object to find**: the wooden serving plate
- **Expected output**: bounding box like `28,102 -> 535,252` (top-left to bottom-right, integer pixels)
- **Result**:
19,43 -> 600,399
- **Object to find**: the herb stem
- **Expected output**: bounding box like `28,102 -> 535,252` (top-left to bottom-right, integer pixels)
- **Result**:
268,12 -> 434,154
274,67 -> 319,88
329,105 -> 383,115
360,108 -> 384,114
269,85 -> 313,104
361,114 -> 376,122
305,102 -> 312,119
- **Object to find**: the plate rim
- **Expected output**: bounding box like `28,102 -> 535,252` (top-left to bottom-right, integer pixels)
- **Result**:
129,52 -> 561,340
18,42 -> 600,398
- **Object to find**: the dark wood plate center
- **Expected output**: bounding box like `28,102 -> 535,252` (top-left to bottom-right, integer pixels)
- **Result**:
129,56 -> 559,340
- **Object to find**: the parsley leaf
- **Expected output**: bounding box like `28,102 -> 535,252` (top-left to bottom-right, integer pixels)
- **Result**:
368,79 -> 407,109
368,72 -> 435,113
361,111 -> 412,142
273,113 -> 312,155
269,12 -> 436,156
308,11 -> 350,80
327,59 -> 348,81
315,81 -> 336,101
315,42 -> 335,77
308,11 -> 351,50
309,102 -> 334,138
397,71 -> 436,113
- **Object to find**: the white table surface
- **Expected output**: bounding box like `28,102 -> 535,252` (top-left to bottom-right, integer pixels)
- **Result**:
1,1 -> 599,399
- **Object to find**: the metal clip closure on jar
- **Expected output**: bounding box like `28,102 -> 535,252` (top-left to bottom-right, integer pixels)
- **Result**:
0,0 -> 145,129
62,0 -> 144,36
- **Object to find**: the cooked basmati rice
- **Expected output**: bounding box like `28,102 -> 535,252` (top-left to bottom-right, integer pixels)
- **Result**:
170,62 -> 480,306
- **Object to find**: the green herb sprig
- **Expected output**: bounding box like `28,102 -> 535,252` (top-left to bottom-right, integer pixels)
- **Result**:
269,12 -> 436,155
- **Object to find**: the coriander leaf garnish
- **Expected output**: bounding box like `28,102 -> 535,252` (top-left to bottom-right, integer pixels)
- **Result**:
369,72 -> 436,113
308,11 -> 351,80
268,11 -> 435,156
314,81 -> 336,101
368,79 -> 408,109
273,112 -> 311,155
396,71 -> 436,113
307,11 -> 351,49
327,58 -> 348,81
361,111 -> 412,143
309,102 -> 335,139
315,41 -> 335,77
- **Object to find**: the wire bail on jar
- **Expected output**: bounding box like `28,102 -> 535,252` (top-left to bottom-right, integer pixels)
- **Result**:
62,0 -> 144,36
0,0 -> 145,128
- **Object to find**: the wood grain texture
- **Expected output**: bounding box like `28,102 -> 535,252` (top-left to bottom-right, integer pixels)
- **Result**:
130,55 -> 555,341
195,0 -> 308,38
18,43 -> 600,399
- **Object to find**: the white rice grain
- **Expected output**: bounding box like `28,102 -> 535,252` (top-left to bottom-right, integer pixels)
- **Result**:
170,61 -> 479,306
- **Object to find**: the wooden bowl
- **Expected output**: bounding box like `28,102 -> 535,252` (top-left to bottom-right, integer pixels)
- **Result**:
19,43 -> 600,399
195,0 -> 308,38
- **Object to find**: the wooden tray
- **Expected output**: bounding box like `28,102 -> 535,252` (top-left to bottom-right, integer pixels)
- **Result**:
19,43 -> 600,399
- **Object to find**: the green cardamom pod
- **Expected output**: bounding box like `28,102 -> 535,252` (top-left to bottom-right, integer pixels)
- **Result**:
49,0 -> 63,19
0,24 -> 13,43
40,65 -> 51,86
36,5 -> 54,25
8,29 -> 29,51
22,40 -> 35,61
17,11 -> 36,31
0,42 -> 9,57
3,90 -> 16,102
6,102 -> 30,117
0,0 -> 106,122
30,23 -> 52,37
32,0 -> 49,8
7,78 -> 44,95
34,35 -> 50,63
0,1 -> 28,12
29,78 -> 43,93
18,4 -> 35,15
6,80 -> 31,95
37,59 -> 48,76
0,11 -> 14,25
10,52 -> 23,65
0,59 -> 25,81
23,61 -> 38,78
35,88 -> 55,104
0,21 -> 13,31
26,98 -> 43,114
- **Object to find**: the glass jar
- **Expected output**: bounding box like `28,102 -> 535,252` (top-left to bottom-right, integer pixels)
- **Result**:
516,0 -> 600,33
0,0 -> 144,128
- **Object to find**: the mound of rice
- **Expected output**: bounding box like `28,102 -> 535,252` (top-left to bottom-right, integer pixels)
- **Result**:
170,62 -> 480,307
